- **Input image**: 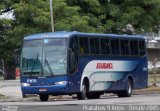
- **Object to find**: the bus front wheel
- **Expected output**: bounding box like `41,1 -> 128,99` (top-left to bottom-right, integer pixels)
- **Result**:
77,81 -> 87,100
117,79 -> 133,97
39,94 -> 49,101
22,93 -> 26,98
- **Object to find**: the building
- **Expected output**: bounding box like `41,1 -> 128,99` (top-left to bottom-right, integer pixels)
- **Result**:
147,37 -> 160,70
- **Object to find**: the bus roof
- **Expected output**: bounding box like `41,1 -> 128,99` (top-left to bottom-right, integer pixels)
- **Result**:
24,31 -> 145,40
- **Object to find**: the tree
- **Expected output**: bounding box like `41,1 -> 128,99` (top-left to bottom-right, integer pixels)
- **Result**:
66,0 -> 160,34
0,0 -> 15,79
0,0 -> 160,79
0,0 -> 91,79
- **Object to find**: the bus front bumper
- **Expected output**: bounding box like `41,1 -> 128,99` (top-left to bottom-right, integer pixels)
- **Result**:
21,85 -> 68,95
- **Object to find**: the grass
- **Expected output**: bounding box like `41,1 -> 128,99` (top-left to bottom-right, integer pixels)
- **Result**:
0,94 -> 5,99
133,87 -> 160,95
148,75 -> 160,83
134,86 -> 160,93
146,86 -> 160,90
0,76 -> 3,80
133,76 -> 160,94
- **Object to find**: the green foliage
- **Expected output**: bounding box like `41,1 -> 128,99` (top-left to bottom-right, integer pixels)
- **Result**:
1,0 -> 159,47
0,0 -> 160,78
76,0 -> 160,33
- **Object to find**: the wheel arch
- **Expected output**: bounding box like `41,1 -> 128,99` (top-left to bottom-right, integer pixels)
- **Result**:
126,74 -> 134,88
80,76 -> 90,92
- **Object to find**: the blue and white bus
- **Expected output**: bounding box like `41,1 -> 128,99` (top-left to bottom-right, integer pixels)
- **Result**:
20,31 -> 148,101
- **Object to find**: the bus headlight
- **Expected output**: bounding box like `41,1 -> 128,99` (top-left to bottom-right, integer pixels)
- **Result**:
21,83 -> 30,87
55,81 -> 67,85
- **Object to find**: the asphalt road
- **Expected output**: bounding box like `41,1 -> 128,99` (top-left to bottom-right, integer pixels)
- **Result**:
1,80 -> 160,111
0,79 -> 160,99
0,94 -> 160,111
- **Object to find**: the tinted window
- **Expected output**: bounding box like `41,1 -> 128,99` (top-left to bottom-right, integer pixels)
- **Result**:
139,40 -> 146,56
70,37 -> 78,52
111,39 -> 120,55
79,37 -> 89,54
120,39 -> 129,55
130,40 -> 138,56
90,38 -> 100,54
100,38 -> 110,55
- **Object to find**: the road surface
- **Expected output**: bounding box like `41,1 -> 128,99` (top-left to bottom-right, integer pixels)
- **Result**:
0,80 -> 160,99
0,80 -> 22,98
1,80 -> 160,111
0,94 -> 160,111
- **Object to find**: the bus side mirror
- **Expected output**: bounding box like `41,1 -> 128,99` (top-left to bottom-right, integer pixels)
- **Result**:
68,48 -> 76,74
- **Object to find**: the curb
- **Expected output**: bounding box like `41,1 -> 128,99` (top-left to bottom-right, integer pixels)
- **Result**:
0,95 -> 73,102
133,90 -> 160,95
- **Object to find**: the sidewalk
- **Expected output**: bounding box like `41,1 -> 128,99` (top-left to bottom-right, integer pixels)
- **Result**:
0,79 -> 22,99
0,79 -> 20,88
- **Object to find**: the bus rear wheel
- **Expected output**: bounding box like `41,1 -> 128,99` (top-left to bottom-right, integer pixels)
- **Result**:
39,94 -> 49,101
77,81 -> 87,100
117,79 -> 133,97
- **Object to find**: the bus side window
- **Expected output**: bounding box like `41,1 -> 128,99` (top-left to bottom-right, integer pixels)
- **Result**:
79,37 -> 89,55
111,39 -> 120,55
139,40 -> 146,56
80,47 -> 84,54
90,38 -> 100,55
71,38 -> 78,52
120,39 -> 129,56
69,37 -> 78,74
130,40 -> 138,56
100,38 -> 110,55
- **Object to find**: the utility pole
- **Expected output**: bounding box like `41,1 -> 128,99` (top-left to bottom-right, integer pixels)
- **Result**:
50,0 -> 54,32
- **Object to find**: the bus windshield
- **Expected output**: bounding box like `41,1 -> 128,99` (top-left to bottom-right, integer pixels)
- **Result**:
20,38 -> 68,77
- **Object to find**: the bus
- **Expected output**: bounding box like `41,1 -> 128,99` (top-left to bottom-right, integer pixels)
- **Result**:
20,31 -> 148,101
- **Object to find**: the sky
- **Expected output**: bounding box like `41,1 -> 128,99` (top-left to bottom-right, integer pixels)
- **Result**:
0,10 -> 13,19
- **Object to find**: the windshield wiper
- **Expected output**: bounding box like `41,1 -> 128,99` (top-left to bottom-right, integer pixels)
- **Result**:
45,54 -> 54,76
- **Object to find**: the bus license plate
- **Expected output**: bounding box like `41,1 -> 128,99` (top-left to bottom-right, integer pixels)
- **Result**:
39,88 -> 47,92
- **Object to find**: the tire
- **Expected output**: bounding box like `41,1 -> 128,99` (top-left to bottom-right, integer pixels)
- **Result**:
77,81 -> 87,100
39,94 -> 49,101
22,93 -> 26,98
87,92 -> 101,99
117,79 -> 133,97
